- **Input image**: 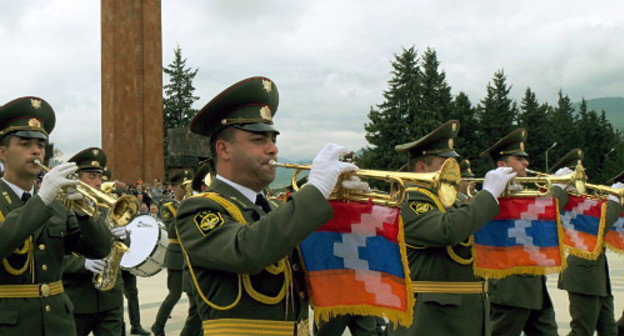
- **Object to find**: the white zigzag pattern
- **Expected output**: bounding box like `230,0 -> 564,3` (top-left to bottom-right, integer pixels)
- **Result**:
507,197 -> 556,266
560,199 -> 595,250
333,205 -> 401,307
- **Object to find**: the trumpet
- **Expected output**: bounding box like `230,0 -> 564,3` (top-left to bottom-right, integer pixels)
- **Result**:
269,158 -> 461,207
585,183 -> 624,204
34,160 -> 140,227
463,164 -> 587,197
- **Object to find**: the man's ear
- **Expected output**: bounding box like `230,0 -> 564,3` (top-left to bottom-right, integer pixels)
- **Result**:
414,160 -> 426,173
0,145 -> 7,163
496,161 -> 505,168
215,139 -> 232,162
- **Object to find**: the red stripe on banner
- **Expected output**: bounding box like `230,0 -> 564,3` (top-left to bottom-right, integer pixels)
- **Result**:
307,269 -> 408,310
474,245 -> 562,269
493,197 -> 557,221
606,230 -> 624,251
562,229 -> 598,251
317,201 -> 400,243
564,195 -> 603,217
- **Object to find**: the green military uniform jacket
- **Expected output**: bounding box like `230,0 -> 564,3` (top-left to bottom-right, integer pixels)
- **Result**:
162,201 -> 184,270
558,199 -> 623,296
176,178 -> 333,334
388,187 -> 499,336
62,206 -> 124,315
0,180 -> 112,335
488,187 -> 569,310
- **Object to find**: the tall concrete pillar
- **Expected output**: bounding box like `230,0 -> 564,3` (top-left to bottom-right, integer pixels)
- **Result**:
101,0 -> 163,183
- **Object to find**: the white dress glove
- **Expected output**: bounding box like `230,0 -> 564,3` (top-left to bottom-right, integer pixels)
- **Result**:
307,143 -> 359,199
609,182 -> 624,203
62,186 -> 84,201
84,259 -> 106,274
111,226 -> 127,240
482,167 -> 517,199
341,175 -> 370,192
553,167 -> 574,191
38,163 -> 79,205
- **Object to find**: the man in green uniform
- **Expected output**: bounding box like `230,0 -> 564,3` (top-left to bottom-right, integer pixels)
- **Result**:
0,96 -> 112,335
484,129 -> 570,336
387,120 -> 516,336
62,147 -> 128,336
175,76 -> 360,335
152,170 -> 193,336
557,149 -> 623,336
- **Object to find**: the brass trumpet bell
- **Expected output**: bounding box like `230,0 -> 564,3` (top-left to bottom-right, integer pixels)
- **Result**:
269,158 -> 461,207
585,183 -> 624,204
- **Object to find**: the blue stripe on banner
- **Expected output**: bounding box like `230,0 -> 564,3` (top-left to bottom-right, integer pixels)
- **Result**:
474,220 -> 559,247
300,231 -> 404,278
563,212 -> 600,235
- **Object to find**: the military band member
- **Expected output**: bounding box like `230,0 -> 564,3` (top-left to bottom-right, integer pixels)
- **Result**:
387,120 -> 516,336
175,77 -> 359,335
62,147 -> 128,336
0,97 -> 112,335
556,149 -> 623,336
152,170 -> 193,336
484,129 -> 570,336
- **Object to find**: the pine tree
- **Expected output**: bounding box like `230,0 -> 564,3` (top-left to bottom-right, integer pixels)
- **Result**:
449,92 -> 483,170
360,47 -> 421,170
517,88 -> 551,171
476,70 -> 517,167
548,90 -> 577,161
419,48 -> 452,122
163,46 -> 200,153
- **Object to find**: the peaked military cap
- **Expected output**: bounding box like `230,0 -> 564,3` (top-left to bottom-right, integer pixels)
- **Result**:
548,148 -> 583,173
190,76 -> 279,138
395,120 -> 460,158
0,96 -> 56,140
192,162 -> 213,192
102,168 -> 112,181
460,159 -> 475,178
68,147 -> 107,173
169,170 -> 193,185
480,128 -> 528,161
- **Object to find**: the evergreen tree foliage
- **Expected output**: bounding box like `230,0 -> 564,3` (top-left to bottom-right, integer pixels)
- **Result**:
360,47 -> 454,170
449,92 -> 480,161
547,90 -> 577,161
163,46 -> 200,153
517,88 -> 552,171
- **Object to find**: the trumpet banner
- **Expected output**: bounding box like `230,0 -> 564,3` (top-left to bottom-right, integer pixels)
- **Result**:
299,201 -> 413,327
473,196 -> 565,279
605,208 -> 624,254
559,195 -> 607,260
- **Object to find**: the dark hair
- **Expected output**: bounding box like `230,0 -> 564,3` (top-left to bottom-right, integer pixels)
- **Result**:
209,127 -> 237,164
408,155 -> 436,171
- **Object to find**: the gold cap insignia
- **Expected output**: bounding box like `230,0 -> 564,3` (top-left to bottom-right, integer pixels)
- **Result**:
91,160 -> 100,167
519,142 -> 525,151
465,160 -> 470,165
28,118 -> 42,128
451,123 -> 457,131
30,99 -> 42,109
92,149 -> 99,156
467,168 -> 473,174
259,106 -> 272,121
262,79 -> 272,93
448,138 -> 454,150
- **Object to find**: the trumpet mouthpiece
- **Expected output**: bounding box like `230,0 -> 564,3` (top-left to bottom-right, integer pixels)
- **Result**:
268,160 -> 280,167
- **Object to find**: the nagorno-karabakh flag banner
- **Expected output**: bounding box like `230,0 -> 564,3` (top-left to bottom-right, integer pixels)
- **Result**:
560,195 -> 607,260
605,208 -> 624,254
473,196 -> 566,279
299,201 -> 413,327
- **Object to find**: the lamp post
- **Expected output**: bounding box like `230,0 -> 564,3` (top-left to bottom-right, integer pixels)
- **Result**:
545,142 -> 558,172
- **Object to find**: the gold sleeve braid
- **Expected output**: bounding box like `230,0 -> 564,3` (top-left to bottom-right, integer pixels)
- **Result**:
176,192 -> 292,310
404,187 -> 474,265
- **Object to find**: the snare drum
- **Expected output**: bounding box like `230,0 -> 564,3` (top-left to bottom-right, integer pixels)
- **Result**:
121,215 -> 167,277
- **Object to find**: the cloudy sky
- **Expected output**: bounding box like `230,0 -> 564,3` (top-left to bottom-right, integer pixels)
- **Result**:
1,0 -> 623,162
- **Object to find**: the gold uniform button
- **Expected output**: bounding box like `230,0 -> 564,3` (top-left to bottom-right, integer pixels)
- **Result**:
292,264 -> 300,271
41,264 -> 48,271
38,244 -> 46,250
40,284 -> 51,297
45,305 -> 51,312
299,291 -> 306,299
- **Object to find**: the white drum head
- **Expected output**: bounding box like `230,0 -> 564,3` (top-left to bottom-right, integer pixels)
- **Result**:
121,215 -> 162,268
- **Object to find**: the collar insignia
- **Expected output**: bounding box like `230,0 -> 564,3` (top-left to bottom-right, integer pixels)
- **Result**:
30,99 -> 42,109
